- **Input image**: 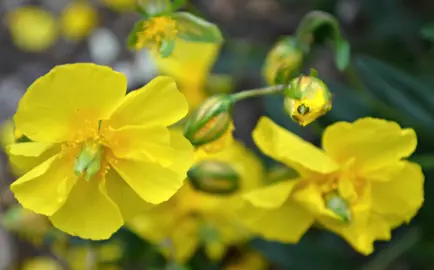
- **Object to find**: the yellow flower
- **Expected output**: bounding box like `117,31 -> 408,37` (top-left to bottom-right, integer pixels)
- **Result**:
284,76 -> 332,126
225,250 -> 268,270
21,257 -> 63,270
60,1 -> 98,41
100,0 -> 136,12
152,38 -> 222,109
6,6 -> 59,52
8,63 -> 194,240
240,117 -> 424,255
65,242 -> 123,270
128,141 -> 264,262
135,16 -> 178,51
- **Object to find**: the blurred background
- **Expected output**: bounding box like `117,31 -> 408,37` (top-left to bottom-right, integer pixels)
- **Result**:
1,0 -> 434,269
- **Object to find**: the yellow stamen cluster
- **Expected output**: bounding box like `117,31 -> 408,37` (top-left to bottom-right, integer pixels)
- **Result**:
135,16 -> 177,50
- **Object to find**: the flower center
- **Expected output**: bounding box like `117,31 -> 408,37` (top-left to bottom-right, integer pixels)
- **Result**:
73,140 -> 104,180
136,16 -> 177,50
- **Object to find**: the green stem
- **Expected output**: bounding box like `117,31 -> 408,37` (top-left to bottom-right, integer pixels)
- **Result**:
231,85 -> 285,102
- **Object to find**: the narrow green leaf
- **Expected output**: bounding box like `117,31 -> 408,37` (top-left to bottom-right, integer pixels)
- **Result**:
159,38 -> 175,57
334,39 -> 350,71
173,12 -> 223,43
127,20 -> 146,50
171,0 -> 186,11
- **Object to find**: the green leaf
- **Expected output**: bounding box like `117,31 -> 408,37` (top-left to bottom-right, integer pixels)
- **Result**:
334,39 -> 350,71
421,23 -> 434,42
295,10 -> 350,70
137,0 -> 171,16
173,12 -> 223,43
159,38 -> 175,57
127,19 -> 146,50
171,0 -> 186,11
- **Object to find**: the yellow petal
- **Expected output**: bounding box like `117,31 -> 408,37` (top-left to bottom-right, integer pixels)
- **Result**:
152,39 -> 221,85
105,169 -> 153,221
15,63 -> 127,143
0,120 -> 15,149
106,76 -> 188,129
104,125 -> 173,166
205,241 -> 226,261
322,117 -> 417,174
110,159 -> 185,204
253,117 -> 339,175
49,178 -> 123,240
242,179 -> 299,209
320,212 -> 391,255
169,217 -> 200,262
10,153 -> 77,216
7,142 -> 60,176
292,183 -> 341,220
240,201 -> 313,243
196,140 -> 264,191
371,161 -> 424,227
21,257 -> 63,270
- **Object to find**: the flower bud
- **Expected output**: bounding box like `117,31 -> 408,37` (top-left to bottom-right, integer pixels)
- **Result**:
325,192 -> 351,223
263,36 -> 303,85
284,76 -> 332,126
184,95 -> 234,148
187,160 -> 240,195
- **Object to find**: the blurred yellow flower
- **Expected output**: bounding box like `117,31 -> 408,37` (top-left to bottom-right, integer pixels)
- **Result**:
60,1 -> 98,41
284,76 -> 332,126
21,257 -> 63,270
100,0 -> 136,12
6,7 -> 59,52
8,64 -> 193,240
241,117 -> 424,255
128,141 -> 264,262
135,16 -> 178,51
64,242 -> 123,270
153,39 -> 222,109
225,250 -> 268,270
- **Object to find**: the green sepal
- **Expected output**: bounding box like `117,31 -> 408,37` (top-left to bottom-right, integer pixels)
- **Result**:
188,160 -> 240,195
159,38 -> 175,57
183,95 -> 234,146
127,19 -> 146,50
15,135 -> 32,143
137,0 -> 171,17
173,12 -> 223,43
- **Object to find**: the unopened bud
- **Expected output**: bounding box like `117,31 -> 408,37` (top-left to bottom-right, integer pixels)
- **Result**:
263,36 -> 303,85
325,192 -> 351,223
184,95 -> 234,148
284,75 -> 332,126
187,160 -> 240,195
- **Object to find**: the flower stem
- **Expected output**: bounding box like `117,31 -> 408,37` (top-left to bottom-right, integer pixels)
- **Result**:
231,85 -> 285,102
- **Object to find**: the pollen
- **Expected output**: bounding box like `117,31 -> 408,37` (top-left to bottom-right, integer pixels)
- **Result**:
135,16 -> 177,50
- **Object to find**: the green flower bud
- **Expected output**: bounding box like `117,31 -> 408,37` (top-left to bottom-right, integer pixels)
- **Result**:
184,95 -> 234,147
283,75 -> 332,126
325,192 -> 352,223
263,36 -> 304,85
187,160 -> 240,195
